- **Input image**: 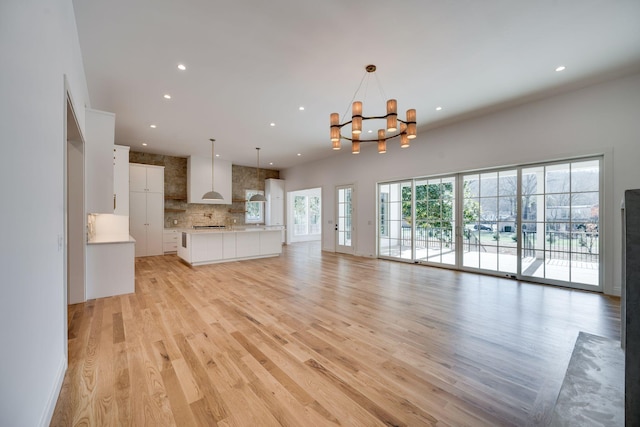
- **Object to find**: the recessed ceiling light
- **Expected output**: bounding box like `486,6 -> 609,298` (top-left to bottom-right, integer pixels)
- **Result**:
297,153 -> 302,156
436,106 -> 442,111
299,106 -> 305,111
367,130 -> 373,134
149,124 -> 157,128
177,64 -> 186,71
270,122 -> 276,127
269,162 -> 273,165
142,143 -> 148,146
555,65 -> 566,72
163,94 -> 171,99
215,154 -> 220,157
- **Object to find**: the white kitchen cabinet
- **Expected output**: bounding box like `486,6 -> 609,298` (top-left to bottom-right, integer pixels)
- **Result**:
129,164 -> 164,257
265,178 -> 284,226
163,229 -> 179,253
130,163 -> 164,193
260,229 -> 282,254
85,108 -> 115,213
223,232 -> 236,259
86,240 -> 135,299
187,155 -> 232,204
113,145 -> 130,215
236,231 -> 261,258
191,233 -> 223,263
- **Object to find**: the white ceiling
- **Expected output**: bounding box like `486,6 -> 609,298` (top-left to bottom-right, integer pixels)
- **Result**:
73,0 -> 640,169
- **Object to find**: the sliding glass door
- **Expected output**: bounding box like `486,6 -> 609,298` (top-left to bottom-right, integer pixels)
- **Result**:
378,181 -> 412,260
414,176 -> 456,265
377,157 -> 601,291
462,170 -> 518,274
519,159 -> 600,287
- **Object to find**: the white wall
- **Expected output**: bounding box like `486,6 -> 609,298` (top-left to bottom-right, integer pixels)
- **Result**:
282,73 -> 640,296
0,1 -> 89,426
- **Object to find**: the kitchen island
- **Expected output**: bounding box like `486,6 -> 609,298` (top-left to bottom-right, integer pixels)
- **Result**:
177,226 -> 283,266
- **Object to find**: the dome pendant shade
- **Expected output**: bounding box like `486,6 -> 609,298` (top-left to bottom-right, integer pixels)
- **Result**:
249,147 -> 267,202
202,138 -> 224,200
202,190 -> 224,200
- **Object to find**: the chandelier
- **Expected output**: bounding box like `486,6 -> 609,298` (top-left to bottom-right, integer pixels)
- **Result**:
330,64 -> 416,154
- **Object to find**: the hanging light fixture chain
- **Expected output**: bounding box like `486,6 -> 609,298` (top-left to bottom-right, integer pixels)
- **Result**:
374,72 -> 387,105
341,69 -> 369,122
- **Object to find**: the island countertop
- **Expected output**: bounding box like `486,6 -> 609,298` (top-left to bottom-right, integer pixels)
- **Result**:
179,225 -> 284,234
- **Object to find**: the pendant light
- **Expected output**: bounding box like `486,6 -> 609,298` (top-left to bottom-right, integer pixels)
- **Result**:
249,147 -> 267,202
202,138 -> 224,200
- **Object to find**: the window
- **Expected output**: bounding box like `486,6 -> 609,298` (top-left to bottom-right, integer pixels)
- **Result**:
379,192 -> 389,237
377,156 -> 601,291
245,190 -> 264,223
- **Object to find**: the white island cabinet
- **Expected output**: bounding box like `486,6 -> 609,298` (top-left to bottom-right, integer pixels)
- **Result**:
178,228 -> 282,266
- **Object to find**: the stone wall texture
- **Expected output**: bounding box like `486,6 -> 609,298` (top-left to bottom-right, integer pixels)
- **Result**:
130,151 -> 279,229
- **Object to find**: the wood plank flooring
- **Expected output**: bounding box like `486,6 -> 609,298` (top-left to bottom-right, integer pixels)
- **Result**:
51,241 -> 620,426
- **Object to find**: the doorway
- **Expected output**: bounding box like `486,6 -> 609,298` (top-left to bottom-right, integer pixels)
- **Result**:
335,184 -> 355,254
65,93 -> 85,305
287,187 -> 322,243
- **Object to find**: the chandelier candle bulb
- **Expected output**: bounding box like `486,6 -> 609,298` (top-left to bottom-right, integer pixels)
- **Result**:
406,109 -> 417,139
378,140 -> 386,154
352,133 -> 360,154
400,132 -> 410,148
378,129 -> 386,153
330,113 -> 340,142
352,101 -> 362,134
386,99 -> 397,132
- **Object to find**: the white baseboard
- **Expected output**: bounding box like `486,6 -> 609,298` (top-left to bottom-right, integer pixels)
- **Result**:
39,355 -> 67,427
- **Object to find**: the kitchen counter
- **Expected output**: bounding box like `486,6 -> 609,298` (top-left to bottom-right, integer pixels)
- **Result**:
86,235 -> 135,299
177,227 -> 283,266
88,234 -> 136,244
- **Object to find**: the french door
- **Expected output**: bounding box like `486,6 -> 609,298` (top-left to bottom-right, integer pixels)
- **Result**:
377,157 -> 602,291
336,185 -> 355,254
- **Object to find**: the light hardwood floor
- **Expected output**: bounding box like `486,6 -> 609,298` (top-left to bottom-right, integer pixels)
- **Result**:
51,241 -> 620,426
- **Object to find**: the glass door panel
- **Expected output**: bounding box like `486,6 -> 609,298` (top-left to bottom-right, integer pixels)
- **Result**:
414,176 -> 456,265
463,170 -> 518,274
336,185 -> 354,254
378,181 -> 412,260
520,160 -> 600,288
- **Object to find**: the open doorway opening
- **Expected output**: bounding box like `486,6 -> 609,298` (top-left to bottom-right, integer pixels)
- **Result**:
287,187 -> 322,244
65,93 -> 85,306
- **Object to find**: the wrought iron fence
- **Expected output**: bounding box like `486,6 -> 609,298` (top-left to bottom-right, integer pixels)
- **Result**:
402,227 -> 453,249
521,230 -> 598,262
399,227 -> 598,263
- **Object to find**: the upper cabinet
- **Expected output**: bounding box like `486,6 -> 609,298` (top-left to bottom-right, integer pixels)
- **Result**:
85,109 -> 115,213
130,163 -> 164,193
113,145 -> 130,215
187,155 -> 232,204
